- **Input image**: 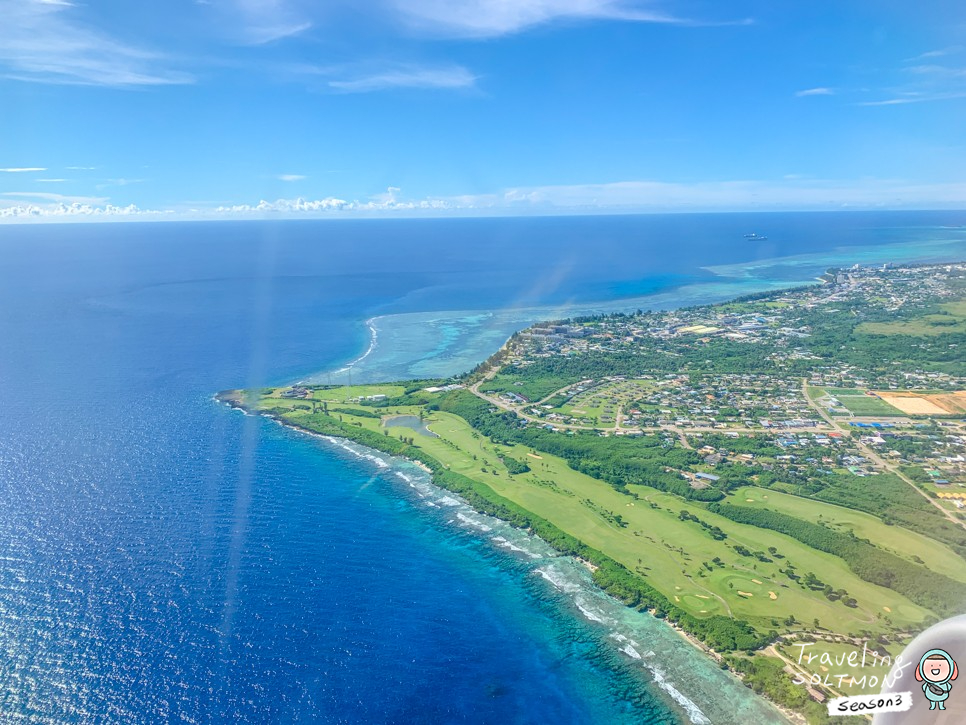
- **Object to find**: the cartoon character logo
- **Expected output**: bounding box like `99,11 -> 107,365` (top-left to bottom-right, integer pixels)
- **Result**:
916,648 -> 958,711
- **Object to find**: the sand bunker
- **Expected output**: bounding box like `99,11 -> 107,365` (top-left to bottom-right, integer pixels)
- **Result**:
737,591 -> 753,598
769,591 -> 778,600
527,453 -> 543,459
883,606 -> 892,613
751,579 -> 763,585
696,594 -> 709,599
674,596 -> 680,602
745,499 -> 755,502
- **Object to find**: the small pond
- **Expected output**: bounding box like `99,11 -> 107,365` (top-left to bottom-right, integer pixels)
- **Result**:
384,415 -> 438,437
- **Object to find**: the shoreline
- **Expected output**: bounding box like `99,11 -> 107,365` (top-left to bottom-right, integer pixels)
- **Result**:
307,316 -> 381,382
298,232 -> 966,388
217,392 -> 794,724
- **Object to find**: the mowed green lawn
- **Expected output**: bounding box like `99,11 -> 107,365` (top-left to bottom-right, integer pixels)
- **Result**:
371,409 -> 929,635
308,384 -> 407,402
732,486 -> 966,583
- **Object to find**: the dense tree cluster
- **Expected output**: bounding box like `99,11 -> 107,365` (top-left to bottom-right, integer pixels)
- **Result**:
500,456 -> 531,475
679,509 -> 728,540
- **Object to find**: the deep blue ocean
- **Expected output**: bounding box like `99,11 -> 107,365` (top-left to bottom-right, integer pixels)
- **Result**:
1,212 -> 965,724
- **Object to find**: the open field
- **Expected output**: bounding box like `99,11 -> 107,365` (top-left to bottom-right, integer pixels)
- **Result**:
809,387 -> 904,416
554,379 -> 654,423
873,390 -> 966,415
857,300 -> 966,336
307,384 -> 407,402
732,486 -> 966,583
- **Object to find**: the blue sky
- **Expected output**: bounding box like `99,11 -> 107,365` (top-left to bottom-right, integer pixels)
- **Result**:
1,0 -> 965,220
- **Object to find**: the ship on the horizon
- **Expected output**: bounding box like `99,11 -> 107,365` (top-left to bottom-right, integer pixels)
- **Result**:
744,232 -> 768,241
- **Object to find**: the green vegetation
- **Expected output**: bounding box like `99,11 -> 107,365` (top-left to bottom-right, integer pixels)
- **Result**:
815,390 -> 903,417
857,300 -> 966,336
733,487 -> 966,582
226,264 -> 966,723
707,502 -> 966,615
437,390 -> 722,500
807,473 -> 966,558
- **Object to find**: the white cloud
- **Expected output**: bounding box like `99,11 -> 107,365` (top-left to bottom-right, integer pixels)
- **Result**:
215,190 -> 455,214
3,191 -> 109,204
200,178 -> 966,216
795,87 -> 834,97
6,177 -> 965,224
35,178 -> 68,183
907,46 -> 963,61
861,57 -> 966,106
285,61 -> 478,93
206,0 -> 312,45
481,178 -> 966,210
0,167 -> 47,172
388,0 -> 746,38
277,174 -> 307,182
0,201 -> 160,220
95,178 -> 146,190
0,0 -> 193,86
327,64 -> 477,92
859,92 -> 966,106
907,64 -> 966,78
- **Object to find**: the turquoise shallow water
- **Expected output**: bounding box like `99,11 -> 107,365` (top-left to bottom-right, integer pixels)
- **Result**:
0,213 -> 963,723
311,233 -> 966,385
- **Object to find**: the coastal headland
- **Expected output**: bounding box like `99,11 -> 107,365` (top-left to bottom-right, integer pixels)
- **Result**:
220,262 -> 966,724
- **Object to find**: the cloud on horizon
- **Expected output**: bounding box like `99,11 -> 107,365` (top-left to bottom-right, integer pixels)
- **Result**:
5,176 -> 965,223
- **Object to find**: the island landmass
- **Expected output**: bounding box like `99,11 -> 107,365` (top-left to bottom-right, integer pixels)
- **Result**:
219,262 -> 966,724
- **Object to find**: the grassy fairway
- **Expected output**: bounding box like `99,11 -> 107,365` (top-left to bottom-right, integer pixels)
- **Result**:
252,386 -> 934,639
317,401 -> 930,635
732,486 -> 966,582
